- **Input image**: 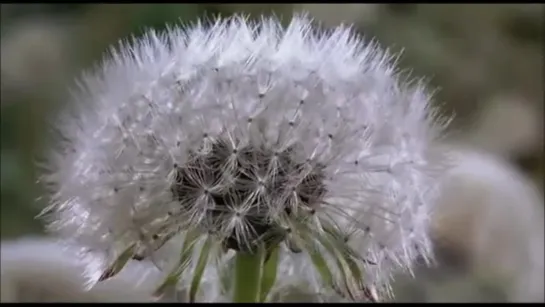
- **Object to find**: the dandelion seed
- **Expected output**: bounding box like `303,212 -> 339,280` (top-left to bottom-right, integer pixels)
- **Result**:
40,14 -> 450,302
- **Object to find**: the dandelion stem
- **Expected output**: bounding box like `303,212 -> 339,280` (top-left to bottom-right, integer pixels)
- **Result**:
259,246 -> 280,302
233,249 -> 265,303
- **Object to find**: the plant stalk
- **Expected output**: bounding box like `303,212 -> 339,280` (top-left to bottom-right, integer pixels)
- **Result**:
233,250 -> 265,302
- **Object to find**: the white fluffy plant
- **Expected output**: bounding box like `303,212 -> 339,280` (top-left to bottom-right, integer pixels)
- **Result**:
39,14 -> 450,302
433,147 -> 544,302
0,237 -> 163,302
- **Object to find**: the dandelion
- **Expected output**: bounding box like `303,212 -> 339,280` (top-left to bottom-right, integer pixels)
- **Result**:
40,14 -> 450,302
433,147 -> 544,302
0,237 -> 163,302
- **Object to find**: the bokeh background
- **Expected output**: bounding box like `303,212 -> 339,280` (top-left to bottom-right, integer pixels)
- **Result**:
1,3 -> 543,302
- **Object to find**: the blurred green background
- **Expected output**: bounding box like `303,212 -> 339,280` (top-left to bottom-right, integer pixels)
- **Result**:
1,3 -> 543,302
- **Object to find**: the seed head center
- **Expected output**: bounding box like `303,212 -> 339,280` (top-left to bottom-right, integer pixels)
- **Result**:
172,138 -> 326,252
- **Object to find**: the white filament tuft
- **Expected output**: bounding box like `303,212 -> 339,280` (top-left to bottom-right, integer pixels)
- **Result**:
40,14 -> 450,300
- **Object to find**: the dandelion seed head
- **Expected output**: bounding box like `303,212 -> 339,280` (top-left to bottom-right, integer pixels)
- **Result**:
41,14 -> 449,300
172,139 -> 327,252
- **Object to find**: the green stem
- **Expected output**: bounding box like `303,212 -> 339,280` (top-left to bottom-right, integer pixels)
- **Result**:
233,250 -> 265,303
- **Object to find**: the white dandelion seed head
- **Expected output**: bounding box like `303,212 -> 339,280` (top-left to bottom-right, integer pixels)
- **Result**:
0,237 -> 165,302
41,14 -> 450,300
